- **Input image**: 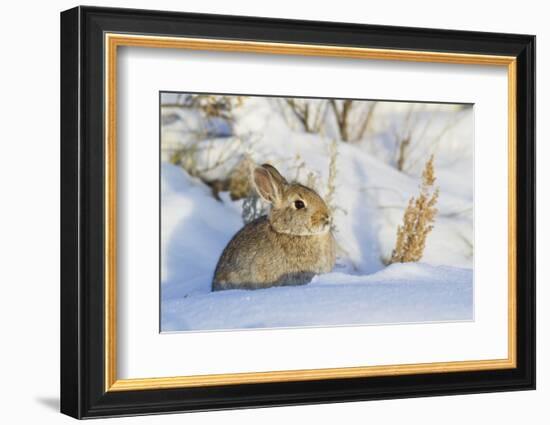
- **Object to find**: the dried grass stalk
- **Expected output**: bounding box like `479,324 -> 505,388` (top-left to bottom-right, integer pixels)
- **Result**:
241,195 -> 268,224
390,155 -> 439,264
325,138 -> 338,213
195,95 -> 244,119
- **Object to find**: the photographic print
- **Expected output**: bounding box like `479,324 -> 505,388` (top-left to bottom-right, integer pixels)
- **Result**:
160,93 -> 474,332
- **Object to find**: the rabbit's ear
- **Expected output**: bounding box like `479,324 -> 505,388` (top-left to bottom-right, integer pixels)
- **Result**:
261,164 -> 288,187
253,165 -> 286,205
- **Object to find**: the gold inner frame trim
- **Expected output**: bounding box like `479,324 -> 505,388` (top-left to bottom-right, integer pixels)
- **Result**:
104,33 -> 518,392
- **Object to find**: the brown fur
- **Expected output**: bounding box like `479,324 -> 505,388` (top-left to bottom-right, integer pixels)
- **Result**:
212,164 -> 336,291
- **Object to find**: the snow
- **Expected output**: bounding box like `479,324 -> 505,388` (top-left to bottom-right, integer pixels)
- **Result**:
162,261 -> 472,332
160,95 -> 474,332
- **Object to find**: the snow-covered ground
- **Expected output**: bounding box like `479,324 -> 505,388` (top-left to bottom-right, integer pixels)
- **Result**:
160,95 -> 474,332
163,262 -> 472,331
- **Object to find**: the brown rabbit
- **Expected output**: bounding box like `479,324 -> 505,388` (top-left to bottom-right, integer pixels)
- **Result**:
212,164 -> 335,291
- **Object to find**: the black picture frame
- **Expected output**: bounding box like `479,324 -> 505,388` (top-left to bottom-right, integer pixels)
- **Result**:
61,5 -> 535,419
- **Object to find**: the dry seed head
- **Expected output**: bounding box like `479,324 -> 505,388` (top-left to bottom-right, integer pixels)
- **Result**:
389,156 -> 439,264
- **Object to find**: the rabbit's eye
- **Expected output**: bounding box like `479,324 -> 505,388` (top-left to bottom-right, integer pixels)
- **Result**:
294,200 -> 305,209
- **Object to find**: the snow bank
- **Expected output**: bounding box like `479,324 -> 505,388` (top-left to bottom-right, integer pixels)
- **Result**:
162,262 -> 472,332
160,164 -> 473,332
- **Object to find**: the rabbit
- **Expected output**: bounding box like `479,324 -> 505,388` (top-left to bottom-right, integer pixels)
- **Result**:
212,163 -> 335,291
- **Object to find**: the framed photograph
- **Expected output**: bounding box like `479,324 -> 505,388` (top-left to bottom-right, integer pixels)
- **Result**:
60,6 -> 535,419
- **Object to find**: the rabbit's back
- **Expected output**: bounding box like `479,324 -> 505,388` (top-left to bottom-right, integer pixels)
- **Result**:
213,216 -> 335,291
